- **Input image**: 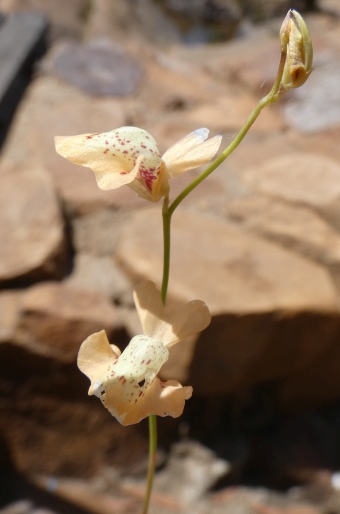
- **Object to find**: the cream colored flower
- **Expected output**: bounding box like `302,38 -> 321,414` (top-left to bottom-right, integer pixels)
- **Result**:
77,280 -> 211,426
55,127 -> 222,202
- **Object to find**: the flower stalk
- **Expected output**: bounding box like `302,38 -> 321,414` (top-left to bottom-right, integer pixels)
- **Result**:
142,194 -> 171,514
141,12 -> 313,510
142,414 -> 157,514
53,9 -> 313,514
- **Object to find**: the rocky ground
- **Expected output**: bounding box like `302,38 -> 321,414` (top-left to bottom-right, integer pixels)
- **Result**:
2,0 -> 340,513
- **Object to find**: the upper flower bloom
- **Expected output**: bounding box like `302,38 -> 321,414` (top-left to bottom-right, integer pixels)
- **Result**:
55,127 -> 222,202
77,280 -> 211,426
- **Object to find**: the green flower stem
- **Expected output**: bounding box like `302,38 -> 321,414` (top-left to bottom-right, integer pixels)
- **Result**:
161,195 -> 171,305
142,414 -> 157,514
168,50 -> 286,216
141,47 -> 287,514
142,196 -> 171,514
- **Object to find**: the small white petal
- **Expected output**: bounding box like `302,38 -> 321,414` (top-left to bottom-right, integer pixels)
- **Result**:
163,134 -> 222,178
191,128 -> 209,142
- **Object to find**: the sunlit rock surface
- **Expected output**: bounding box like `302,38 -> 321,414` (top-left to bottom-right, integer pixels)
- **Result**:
1,1 -> 340,501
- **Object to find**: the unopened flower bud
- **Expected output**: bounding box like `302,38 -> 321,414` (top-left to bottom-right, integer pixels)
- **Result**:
280,9 -> 313,90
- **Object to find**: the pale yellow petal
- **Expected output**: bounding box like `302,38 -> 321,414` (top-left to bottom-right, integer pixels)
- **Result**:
77,330 -> 120,395
100,374 -> 192,426
162,129 -> 222,178
162,128 -> 210,164
160,300 -> 211,347
92,334 -> 171,425
55,127 -> 162,192
133,280 -> 165,337
133,280 -> 211,346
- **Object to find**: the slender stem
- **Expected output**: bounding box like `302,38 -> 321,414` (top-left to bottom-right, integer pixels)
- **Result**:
141,47 -> 287,514
141,414 -> 158,514
168,50 -> 286,216
161,195 -> 171,305
142,196 -> 171,514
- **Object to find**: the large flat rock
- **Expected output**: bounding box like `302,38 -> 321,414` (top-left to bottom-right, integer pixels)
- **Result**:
239,152 -> 340,229
116,208 -> 340,395
14,282 -> 125,362
227,195 -> 340,270
0,281 -> 149,477
0,167 -> 67,284
116,207 -> 338,315
65,253 -> 133,305
0,341 -> 148,477
0,76 -> 142,214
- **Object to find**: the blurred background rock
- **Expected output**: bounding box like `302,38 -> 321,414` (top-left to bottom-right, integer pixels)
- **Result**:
2,1 -> 340,513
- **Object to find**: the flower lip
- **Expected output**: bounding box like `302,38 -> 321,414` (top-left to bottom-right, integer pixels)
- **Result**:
78,330 -> 191,425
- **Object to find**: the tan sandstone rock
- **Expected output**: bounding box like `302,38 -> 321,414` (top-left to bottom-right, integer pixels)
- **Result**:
239,152 -> 340,230
0,288 -> 146,478
227,195 -> 340,270
287,127 -> 340,165
0,291 -> 22,343
116,207 -> 338,314
65,254 -> 133,305
85,0 -> 181,46
0,76 -> 140,215
0,167 -> 68,284
116,207 -> 339,394
14,282 -> 124,362
169,28 -> 279,92
185,92 -> 285,134
0,344 -> 148,477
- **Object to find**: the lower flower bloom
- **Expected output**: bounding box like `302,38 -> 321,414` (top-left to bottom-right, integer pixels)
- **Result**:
77,280 -> 211,425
